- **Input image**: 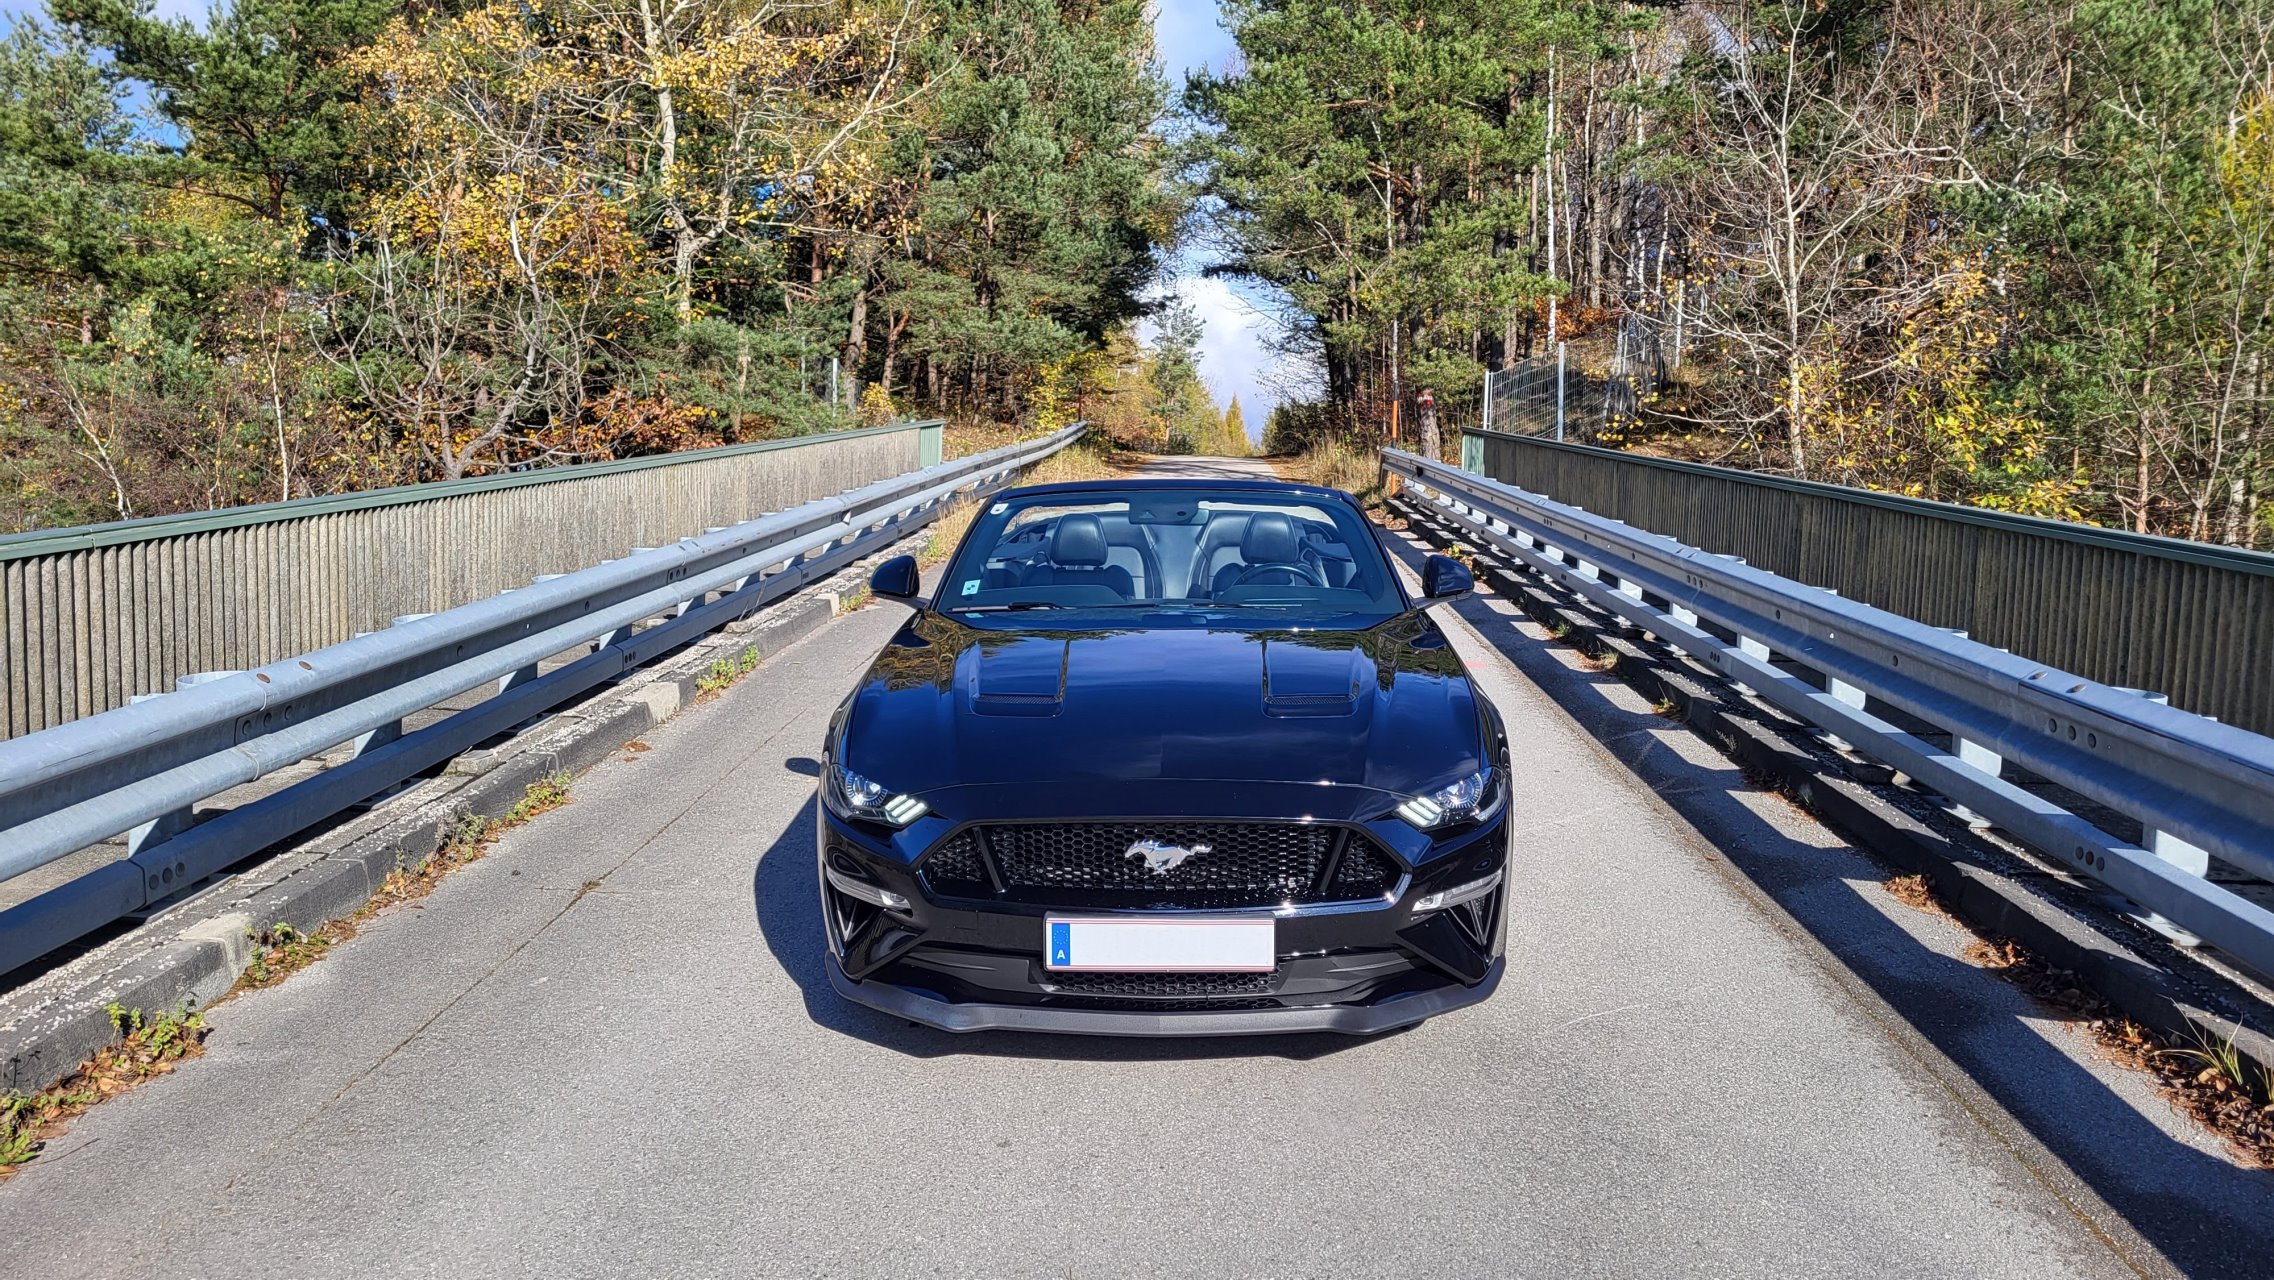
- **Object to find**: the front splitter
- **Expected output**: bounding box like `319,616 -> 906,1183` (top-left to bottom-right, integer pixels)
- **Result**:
824,952 -> 1504,1037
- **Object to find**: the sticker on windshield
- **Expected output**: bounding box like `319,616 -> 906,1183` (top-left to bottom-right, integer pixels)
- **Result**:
961,580 -> 980,596
989,502 -> 1007,515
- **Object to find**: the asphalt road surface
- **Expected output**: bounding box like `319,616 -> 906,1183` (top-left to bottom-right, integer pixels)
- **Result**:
4,456 -> 2269,1277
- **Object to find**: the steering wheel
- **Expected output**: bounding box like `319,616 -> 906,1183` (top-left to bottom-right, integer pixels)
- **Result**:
1230,561 -> 1326,588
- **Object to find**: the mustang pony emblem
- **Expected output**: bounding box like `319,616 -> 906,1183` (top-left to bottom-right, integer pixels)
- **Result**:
1126,839 -> 1212,875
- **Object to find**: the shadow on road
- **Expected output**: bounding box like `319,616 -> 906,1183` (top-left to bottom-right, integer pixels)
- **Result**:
1380,530 -> 2274,1278
750,787 -> 1379,1063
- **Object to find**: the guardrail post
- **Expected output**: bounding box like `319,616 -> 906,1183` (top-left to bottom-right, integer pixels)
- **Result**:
1732,635 -> 1770,695
127,670 -> 238,857
2098,686 -> 2214,946
2137,829 -> 2213,947
1951,738 -> 2001,828
1818,675 -> 1867,751
1666,604 -> 1700,658
122,691 -> 195,857
352,719 -> 402,759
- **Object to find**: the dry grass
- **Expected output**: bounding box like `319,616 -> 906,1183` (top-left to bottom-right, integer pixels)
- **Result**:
1884,873 -> 1957,922
922,495 -> 980,568
941,419 -> 1029,459
1021,437 -> 1143,484
1277,437 -> 1383,500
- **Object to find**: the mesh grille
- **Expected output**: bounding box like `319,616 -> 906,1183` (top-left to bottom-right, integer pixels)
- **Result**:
1051,995 -> 1283,1012
921,832 -> 988,886
1044,971 -> 1277,998
1330,841 -> 1400,895
920,823 -> 1399,908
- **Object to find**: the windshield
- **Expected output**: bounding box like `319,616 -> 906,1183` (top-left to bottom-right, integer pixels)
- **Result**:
938,487 -> 1407,623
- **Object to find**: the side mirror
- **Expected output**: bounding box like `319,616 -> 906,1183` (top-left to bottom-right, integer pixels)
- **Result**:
1420,554 -> 1473,604
869,554 -> 922,603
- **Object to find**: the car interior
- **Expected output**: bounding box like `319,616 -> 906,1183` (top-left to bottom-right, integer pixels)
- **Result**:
954,494 -> 1399,611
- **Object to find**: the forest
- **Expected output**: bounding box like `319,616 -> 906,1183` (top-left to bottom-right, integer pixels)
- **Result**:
6,0 -> 2270,546
1201,0 -> 2274,544
0,0 -> 1247,532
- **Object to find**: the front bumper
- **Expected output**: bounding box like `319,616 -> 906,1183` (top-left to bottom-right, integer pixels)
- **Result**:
818,803 -> 1510,1037
828,950 -> 1504,1036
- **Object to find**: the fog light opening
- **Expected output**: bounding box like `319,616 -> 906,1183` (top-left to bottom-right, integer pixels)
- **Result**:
1413,870 -> 1501,915
826,866 -> 912,913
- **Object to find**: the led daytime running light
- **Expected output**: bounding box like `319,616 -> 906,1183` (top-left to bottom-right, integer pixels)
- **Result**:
1413,870 -> 1502,914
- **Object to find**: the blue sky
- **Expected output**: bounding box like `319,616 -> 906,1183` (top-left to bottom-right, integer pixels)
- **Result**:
2,0 -> 1295,434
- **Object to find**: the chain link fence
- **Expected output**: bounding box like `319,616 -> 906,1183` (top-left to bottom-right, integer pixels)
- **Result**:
1482,313 -> 1673,442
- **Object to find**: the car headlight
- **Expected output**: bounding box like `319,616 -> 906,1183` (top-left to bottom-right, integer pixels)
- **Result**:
823,762 -> 929,826
1395,767 -> 1500,830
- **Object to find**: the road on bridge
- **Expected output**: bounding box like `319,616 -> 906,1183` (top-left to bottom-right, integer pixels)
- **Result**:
4,456 -> 2268,1277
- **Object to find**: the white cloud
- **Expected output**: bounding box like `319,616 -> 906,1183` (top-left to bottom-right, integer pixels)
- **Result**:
1140,276 -> 1319,444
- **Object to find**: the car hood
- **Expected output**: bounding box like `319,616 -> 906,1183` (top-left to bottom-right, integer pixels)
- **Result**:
840,612 -> 1485,802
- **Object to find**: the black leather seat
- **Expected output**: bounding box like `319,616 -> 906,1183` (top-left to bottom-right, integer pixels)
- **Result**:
1022,514 -> 1134,597
1210,512 -> 1310,594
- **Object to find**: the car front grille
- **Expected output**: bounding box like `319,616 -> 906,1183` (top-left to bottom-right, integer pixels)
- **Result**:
1049,995 -> 1284,1012
1043,971 -> 1278,998
919,822 -> 1401,909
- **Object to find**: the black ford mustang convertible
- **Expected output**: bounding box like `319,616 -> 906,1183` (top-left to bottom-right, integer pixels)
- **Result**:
817,477 -> 1510,1035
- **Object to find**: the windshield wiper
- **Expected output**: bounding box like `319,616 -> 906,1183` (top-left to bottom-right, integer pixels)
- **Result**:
952,601 -> 1069,612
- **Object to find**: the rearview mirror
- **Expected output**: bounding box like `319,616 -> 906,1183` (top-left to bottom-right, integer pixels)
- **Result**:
1420,555 -> 1472,604
869,555 -> 922,603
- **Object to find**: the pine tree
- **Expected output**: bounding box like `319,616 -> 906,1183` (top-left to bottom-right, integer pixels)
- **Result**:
57,0 -> 399,242
1219,396 -> 1250,456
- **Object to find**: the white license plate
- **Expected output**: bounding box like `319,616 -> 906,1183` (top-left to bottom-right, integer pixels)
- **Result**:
1044,916 -> 1276,972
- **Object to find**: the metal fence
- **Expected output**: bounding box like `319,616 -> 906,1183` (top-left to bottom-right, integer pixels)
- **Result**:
0,421 -> 945,740
1386,447 -> 2274,981
0,425 -> 1080,974
1460,427 -> 2274,741
1480,314 -> 1668,443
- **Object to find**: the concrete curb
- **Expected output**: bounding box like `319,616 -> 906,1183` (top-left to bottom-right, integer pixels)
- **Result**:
0,541 -> 913,1095
1394,497 -> 2274,1082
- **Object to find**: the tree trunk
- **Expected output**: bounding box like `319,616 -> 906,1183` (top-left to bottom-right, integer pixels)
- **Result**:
843,278 -> 871,412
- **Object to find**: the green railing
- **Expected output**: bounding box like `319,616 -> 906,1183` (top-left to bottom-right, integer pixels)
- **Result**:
1461,426 -> 2274,737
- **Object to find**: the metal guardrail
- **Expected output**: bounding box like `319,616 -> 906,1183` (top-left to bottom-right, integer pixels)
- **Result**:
0,425 -> 1082,974
1385,448 -> 2274,980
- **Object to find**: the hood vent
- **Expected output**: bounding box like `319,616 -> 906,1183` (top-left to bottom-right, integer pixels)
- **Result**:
1261,638 -> 1369,718
967,638 -> 1068,717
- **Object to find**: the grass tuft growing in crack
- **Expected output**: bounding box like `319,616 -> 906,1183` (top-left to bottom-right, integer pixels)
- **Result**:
695,645 -> 763,698
234,921 -> 340,994
1,1004 -> 208,1177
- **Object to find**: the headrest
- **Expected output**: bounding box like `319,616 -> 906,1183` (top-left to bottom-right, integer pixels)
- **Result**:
1050,514 -> 1109,567
1241,512 -> 1300,565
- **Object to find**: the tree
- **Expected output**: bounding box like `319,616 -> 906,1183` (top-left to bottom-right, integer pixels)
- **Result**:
1219,395 -> 1250,455
57,0 -> 399,239
1189,0 -> 1631,432
1147,302 -> 1215,452
867,0 -> 1170,421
